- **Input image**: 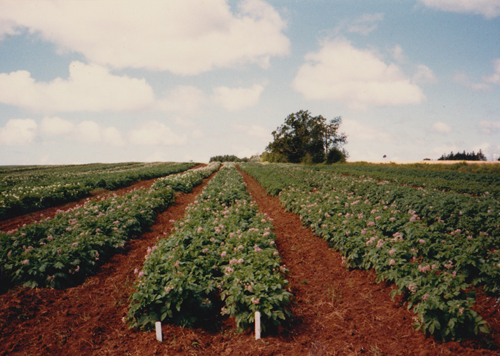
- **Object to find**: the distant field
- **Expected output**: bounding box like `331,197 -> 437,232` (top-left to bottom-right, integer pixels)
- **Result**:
357,160 -> 500,165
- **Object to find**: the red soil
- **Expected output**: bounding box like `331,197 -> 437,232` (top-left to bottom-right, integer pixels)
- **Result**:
0,178 -> 158,233
0,169 -> 499,355
0,164 -> 206,233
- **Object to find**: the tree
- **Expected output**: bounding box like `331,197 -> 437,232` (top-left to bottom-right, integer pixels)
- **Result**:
438,150 -> 487,161
209,155 -> 246,162
265,110 -> 347,164
326,147 -> 347,164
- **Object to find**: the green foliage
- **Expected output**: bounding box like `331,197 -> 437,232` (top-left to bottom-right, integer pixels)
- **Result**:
239,162 -> 500,341
407,162 -> 500,174
317,163 -> 500,198
0,163 -> 220,291
128,163 -> 292,332
0,162 -> 197,220
209,155 -> 249,163
326,147 -> 348,164
150,163 -> 219,193
438,150 -> 487,161
260,151 -> 288,163
265,110 -> 347,164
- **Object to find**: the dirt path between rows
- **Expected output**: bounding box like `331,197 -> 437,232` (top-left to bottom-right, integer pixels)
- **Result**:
1,168 -> 499,356
0,164 -> 206,233
0,179 -> 158,233
237,168 -> 500,356
0,172 -> 217,356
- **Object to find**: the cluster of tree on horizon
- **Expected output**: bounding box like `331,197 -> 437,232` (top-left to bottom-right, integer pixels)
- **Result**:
262,110 -> 348,164
209,154 -> 259,163
212,113 -> 500,164
438,150 -> 487,161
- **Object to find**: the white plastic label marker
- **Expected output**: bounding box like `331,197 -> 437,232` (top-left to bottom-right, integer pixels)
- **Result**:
255,311 -> 261,340
155,321 -> 163,342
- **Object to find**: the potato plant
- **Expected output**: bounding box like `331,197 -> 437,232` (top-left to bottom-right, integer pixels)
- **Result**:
0,163 -> 220,290
0,162 -> 197,220
128,163 -> 292,332
239,163 -> 499,341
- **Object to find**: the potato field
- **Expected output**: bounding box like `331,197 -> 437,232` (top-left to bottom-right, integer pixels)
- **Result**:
1,161 -> 500,355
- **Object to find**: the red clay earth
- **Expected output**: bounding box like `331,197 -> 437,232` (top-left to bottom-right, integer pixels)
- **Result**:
0,169 -> 499,355
0,178 -> 158,233
0,163 -> 207,233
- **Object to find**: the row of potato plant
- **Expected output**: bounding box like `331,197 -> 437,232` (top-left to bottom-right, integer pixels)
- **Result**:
239,163 -> 499,341
128,163 -> 292,332
0,163 -> 220,290
318,163 -> 500,198
0,162 -> 181,188
0,162 -> 197,220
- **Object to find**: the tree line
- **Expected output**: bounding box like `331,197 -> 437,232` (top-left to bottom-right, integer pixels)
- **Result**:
438,150 -> 487,161
209,155 -> 260,163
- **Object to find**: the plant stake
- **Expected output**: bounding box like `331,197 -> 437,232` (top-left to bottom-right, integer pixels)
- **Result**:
155,321 -> 163,342
255,311 -> 261,340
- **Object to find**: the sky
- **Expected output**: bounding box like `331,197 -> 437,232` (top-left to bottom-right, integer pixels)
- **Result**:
0,0 -> 499,165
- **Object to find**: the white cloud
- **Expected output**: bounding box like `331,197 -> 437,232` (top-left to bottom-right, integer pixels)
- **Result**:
413,64 -> 436,83
40,116 -> 124,146
236,147 -> 261,158
292,39 -> 425,109
129,121 -> 187,146
0,0 -> 289,75
75,121 -> 103,144
419,0 -> 500,19
0,61 -> 155,112
40,116 -> 75,136
101,127 -> 124,147
75,121 -> 124,146
158,86 -> 207,115
432,122 -> 452,133
173,117 -> 196,129
431,144 -> 460,158
471,142 -> 497,160
232,123 -> 272,141
143,151 -> 173,163
483,58 -> 500,84
0,118 -> 37,145
479,120 -> 500,134
191,129 -> 204,139
453,72 -> 491,91
212,84 -> 265,111
452,59 -> 500,91
342,120 -> 393,143
347,13 -> 384,35
391,45 -> 406,62
170,118 -> 203,138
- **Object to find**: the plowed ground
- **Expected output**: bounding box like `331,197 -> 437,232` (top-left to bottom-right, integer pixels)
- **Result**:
1,169 -> 499,356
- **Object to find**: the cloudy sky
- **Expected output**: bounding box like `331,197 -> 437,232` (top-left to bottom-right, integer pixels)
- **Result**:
0,0 -> 499,164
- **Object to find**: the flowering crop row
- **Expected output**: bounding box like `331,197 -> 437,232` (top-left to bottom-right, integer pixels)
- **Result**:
0,162 -> 171,188
128,163 -> 292,332
0,162 -> 197,220
239,163 -> 500,341
149,162 -> 216,192
0,163 -> 220,290
318,163 -> 500,197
